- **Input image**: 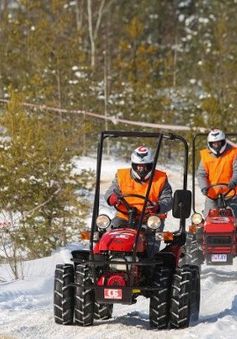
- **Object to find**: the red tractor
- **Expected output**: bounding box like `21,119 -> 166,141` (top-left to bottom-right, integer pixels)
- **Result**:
183,133 -> 237,266
53,131 -> 200,329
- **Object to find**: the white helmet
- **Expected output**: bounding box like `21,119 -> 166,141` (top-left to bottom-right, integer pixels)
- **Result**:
131,146 -> 154,181
207,129 -> 227,155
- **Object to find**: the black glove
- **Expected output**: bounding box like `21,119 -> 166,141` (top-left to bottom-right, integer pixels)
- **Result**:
201,187 -> 208,196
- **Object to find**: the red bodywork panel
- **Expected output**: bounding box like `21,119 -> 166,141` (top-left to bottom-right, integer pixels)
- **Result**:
202,209 -> 237,257
205,247 -> 233,254
93,228 -> 146,253
97,273 -> 127,287
204,216 -> 235,233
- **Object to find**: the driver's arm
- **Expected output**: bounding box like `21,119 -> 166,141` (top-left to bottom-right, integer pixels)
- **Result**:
197,160 -> 209,192
104,174 -> 121,204
229,156 -> 237,187
158,179 -> 173,213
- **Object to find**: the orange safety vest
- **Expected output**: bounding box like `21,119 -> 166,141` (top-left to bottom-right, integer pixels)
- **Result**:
200,147 -> 237,198
116,168 -> 167,220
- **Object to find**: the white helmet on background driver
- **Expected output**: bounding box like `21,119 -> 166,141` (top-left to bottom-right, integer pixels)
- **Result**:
131,146 -> 154,181
207,129 -> 227,156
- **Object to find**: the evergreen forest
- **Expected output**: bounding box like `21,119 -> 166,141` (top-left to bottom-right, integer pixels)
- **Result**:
0,0 -> 237,265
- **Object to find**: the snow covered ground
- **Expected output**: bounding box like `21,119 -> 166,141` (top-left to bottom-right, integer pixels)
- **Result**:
0,156 -> 237,338
0,251 -> 236,339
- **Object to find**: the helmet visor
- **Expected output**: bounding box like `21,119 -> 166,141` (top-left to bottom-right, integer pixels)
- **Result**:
132,163 -> 153,180
209,140 -> 225,153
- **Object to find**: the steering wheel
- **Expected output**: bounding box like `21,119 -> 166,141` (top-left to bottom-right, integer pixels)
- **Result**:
206,183 -> 236,201
114,193 -> 155,216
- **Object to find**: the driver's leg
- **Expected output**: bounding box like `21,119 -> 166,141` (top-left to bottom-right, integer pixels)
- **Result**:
147,233 -> 161,258
204,197 -> 217,217
146,221 -> 165,257
227,196 -> 237,217
111,217 -> 128,228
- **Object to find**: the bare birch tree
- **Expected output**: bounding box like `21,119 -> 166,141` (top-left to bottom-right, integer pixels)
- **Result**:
87,0 -> 114,68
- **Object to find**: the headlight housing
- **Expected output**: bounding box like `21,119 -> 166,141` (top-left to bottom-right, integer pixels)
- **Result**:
191,213 -> 203,225
96,214 -> 111,230
147,215 -> 162,230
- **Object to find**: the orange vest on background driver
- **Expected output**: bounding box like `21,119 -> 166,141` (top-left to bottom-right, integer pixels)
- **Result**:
116,168 -> 167,220
200,147 -> 237,198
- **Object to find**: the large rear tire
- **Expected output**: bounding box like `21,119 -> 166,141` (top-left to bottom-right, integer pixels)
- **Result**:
149,268 -> 172,329
94,303 -> 113,320
54,264 -> 74,325
183,265 -> 200,322
169,267 -> 192,329
74,264 -> 94,326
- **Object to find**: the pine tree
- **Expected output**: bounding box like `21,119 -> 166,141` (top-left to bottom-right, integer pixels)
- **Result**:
0,93 -> 94,259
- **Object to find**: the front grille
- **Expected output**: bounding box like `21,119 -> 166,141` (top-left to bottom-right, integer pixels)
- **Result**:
206,236 -> 232,246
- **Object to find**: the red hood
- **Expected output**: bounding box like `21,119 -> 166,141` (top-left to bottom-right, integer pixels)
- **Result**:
93,228 -> 146,253
204,216 -> 235,233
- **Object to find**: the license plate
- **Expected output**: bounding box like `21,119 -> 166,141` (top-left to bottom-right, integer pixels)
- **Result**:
211,254 -> 227,262
104,288 -> 122,300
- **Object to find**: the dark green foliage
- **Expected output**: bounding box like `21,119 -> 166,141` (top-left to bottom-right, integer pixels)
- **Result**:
0,1 -> 237,259
0,0 -> 236,138
0,94 -> 94,258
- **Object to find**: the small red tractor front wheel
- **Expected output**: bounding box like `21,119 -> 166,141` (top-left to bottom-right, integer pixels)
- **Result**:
149,267 -> 172,329
169,265 -> 200,328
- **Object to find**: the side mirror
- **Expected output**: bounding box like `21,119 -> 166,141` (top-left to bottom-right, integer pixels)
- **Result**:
172,189 -> 191,218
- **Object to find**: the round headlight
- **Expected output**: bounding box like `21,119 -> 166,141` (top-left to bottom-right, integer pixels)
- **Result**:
191,213 -> 203,225
147,215 -> 161,230
96,214 -> 111,229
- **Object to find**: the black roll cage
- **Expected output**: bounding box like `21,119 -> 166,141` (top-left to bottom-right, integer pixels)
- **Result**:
90,130 -> 189,258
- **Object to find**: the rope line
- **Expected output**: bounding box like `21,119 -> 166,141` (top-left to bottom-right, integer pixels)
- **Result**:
0,98 -> 192,131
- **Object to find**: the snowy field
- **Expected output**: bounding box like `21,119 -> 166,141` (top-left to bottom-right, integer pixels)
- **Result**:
0,250 -> 237,339
0,156 -> 237,339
